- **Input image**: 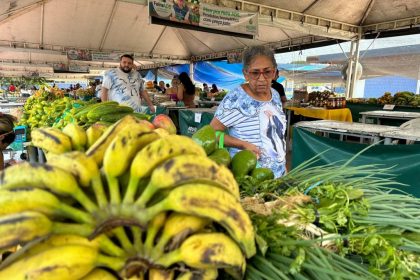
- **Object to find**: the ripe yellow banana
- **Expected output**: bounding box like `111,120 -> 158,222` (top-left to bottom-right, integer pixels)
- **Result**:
136,154 -> 239,207
86,122 -> 108,148
149,268 -> 174,280
153,213 -> 210,259
86,115 -> 143,165
47,151 -> 99,187
0,211 -> 52,250
156,233 -> 245,279
0,162 -> 97,213
135,184 -> 256,258
80,268 -> 119,280
62,123 -> 87,151
144,212 -> 166,256
124,135 -> 206,204
0,188 -> 92,224
0,244 -> 124,280
103,123 -> 158,204
31,127 -> 72,154
175,269 -> 218,280
47,152 -> 107,207
154,128 -> 170,137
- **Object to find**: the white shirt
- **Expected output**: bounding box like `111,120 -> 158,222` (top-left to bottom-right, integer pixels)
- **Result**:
102,68 -> 145,112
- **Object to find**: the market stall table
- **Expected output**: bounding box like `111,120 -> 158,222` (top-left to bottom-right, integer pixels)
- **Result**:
294,120 -> 399,143
360,110 -> 420,125
381,128 -> 420,144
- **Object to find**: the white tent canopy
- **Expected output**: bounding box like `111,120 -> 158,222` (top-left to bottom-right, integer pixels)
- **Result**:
0,0 -> 419,78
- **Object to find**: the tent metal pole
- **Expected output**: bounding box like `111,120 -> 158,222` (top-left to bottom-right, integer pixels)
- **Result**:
416,65 -> 420,95
345,41 -> 355,99
190,63 -> 194,83
350,31 -> 362,98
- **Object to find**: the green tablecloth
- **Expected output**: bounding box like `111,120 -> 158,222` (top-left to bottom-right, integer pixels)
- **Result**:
292,127 -> 420,197
178,109 -> 215,137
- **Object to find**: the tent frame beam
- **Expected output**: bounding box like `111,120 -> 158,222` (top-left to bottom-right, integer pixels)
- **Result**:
99,0 -> 119,51
359,0 -> 376,26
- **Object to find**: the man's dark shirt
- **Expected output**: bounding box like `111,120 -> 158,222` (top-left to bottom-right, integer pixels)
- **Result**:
271,80 -> 286,98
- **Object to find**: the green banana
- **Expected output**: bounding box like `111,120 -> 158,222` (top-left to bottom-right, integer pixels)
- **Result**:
0,211 -> 52,250
87,104 -> 133,121
144,212 -> 166,256
31,127 -> 72,154
100,112 -> 132,123
62,123 -> 87,151
0,162 -> 97,213
135,184 -> 256,258
103,123 -> 159,204
156,233 -> 245,279
74,101 -> 118,119
47,152 -> 107,207
136,154 -> 240,207
152,213 -> 210,259
0,244 -> 124,280
124,135 -> 206,204
86,115 -> 144,165
81,268 -> 119,280
176,269 -> 218,280
0,188 -> 92,224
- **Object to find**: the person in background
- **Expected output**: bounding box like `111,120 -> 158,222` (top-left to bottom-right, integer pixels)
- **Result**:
203,83 -> 210,95
0,113 -> 16,170
158,81 -> 166,93
177,72 -> 196,108
271,69 -> 287,108
210,84 -> 219,94
166,83 -> 170,89
101,54 -> 155,113
167,77 -> 179,102
153,81 -> 161,92
210,45 -> 287,178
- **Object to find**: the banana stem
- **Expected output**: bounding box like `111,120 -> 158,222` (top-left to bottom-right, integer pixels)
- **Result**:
134,184 -> 156,207
107,175 -> 121,205
98,236 -> 126,257
58,203 -> 93,224
96,254 -> 125,272
132,227 -> 143,253
123,176 -> 140,204
73,189 -> 98,213
113,227 -> 133,251
52,223 -> 93,236
92,175 -> 108,208
134,200 -> 167,225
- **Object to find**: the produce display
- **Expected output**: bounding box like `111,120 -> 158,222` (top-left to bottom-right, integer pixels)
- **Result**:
348,91 -> 420,106
0,115 -> 255,279
18,87 -> 87,132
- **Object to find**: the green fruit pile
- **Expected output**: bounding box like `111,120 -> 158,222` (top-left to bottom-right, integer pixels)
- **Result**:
18,92 -> 87,132
61,101 -> 151,129
192,125 -> 274,182
0,115 -> 255,279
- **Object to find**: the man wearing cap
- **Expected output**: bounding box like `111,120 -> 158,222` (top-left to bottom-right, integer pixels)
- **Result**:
101,54 -> 155,113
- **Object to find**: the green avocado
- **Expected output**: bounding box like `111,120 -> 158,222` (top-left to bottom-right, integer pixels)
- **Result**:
208,148 -> 231,166
192,125 -> 216,155
251,168 -> 274,183
231,150 -> 257,178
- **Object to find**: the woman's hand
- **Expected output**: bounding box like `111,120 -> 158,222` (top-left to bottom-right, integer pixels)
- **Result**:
242,141 -> 261,159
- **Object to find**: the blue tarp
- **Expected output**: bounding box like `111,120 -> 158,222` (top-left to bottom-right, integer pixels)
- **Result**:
193,61 -> 286,90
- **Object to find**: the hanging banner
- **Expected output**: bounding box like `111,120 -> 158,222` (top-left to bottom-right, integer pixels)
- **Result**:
148,0 -> 257,38
67,49 -> 124,62
68,65 -> 90,73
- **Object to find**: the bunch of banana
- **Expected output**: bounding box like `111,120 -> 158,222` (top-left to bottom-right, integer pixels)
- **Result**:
0,115 -> 256,279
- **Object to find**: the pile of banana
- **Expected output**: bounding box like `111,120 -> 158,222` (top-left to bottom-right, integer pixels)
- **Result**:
0,115 -> 256,279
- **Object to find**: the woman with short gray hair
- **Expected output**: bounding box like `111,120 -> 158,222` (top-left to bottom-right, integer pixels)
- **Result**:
210,45 -> 287,178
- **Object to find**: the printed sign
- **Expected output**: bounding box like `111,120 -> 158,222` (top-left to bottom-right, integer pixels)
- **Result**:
149,0 -> 257,38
